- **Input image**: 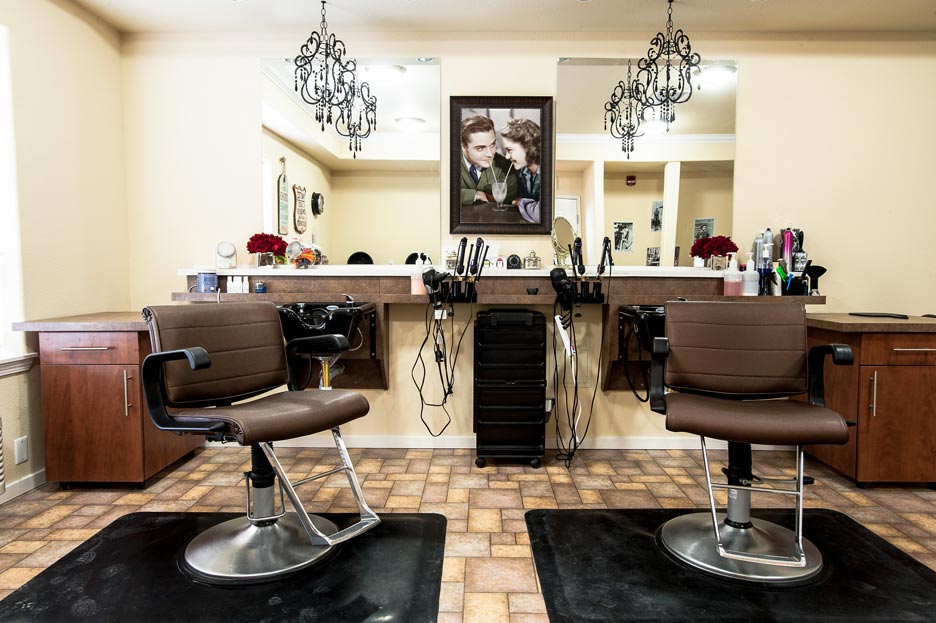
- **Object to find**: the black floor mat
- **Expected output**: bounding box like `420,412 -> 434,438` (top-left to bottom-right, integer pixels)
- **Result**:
0,512 -> 446,623
526,508 -> 936,623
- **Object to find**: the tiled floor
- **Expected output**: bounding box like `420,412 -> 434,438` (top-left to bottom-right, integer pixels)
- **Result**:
2,446 -> 936,622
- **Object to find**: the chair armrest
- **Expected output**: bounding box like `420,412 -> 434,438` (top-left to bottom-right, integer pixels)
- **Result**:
141,348 -> 227,435
286,334 -> 350,358
807,343 -> 854,407
650,337 -> 670,415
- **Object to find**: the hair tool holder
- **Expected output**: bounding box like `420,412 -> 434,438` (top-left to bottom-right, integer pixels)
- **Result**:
447,236 -> 489,304
563,236 -> 612,305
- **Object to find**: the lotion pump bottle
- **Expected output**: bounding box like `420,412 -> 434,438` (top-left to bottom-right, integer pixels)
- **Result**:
723,252 -> 742,296
742,252 -> 759,296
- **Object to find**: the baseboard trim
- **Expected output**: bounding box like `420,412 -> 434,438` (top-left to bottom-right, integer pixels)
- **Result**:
0,468 -> 46,505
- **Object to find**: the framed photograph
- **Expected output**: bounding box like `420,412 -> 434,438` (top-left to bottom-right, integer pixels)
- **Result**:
450,96 -> 553,235
646,247 -> 661,266
693,218 -> 715,241
613,221 -> 634,252
277,157 -> 289,235
650,200 -> 663,232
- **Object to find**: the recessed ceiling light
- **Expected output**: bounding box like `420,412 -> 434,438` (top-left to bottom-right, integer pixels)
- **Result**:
416,57 -> 434,63
395,117 -> 426,132
363,65 -> 406,78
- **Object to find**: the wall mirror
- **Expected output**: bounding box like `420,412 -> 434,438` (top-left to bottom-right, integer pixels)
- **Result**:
556,58 -> 737,267
260,57 -> 441,265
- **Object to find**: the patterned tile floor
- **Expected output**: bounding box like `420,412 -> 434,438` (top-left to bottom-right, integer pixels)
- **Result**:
1,446 -> 936,622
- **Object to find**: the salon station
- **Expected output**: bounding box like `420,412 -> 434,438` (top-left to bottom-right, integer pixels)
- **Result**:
2,1 -> 936,622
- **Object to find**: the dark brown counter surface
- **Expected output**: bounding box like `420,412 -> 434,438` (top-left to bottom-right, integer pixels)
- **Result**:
13,312 -> 147,332
807,313 -> 936,333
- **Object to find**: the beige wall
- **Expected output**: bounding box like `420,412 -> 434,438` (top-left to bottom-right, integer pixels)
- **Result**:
330,171 -> 440,265
605,172 -> 664,266
675,173 -> 734,267
260,129 -> 332,254
0,0 -> 125,491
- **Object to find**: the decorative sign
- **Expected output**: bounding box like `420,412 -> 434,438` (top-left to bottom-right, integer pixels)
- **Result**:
293,184 -> 308,234
277,157 -> 289,235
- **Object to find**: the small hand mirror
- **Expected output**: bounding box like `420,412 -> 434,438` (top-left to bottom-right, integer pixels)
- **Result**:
552,216 -> 575,265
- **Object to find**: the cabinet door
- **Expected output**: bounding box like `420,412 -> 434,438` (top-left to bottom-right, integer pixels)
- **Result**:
857,366 -> 936,482
42,364 -> 143,483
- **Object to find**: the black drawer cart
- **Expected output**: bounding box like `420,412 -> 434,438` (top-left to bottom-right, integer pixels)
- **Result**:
473,309 -> 547,468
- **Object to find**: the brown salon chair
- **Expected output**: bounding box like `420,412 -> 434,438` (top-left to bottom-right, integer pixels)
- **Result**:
140,302 -> 379,585
650,301 -> 852,584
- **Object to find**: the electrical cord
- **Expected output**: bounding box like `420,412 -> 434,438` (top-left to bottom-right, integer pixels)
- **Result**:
551,263 -> 612,467
412,290 -> 474,437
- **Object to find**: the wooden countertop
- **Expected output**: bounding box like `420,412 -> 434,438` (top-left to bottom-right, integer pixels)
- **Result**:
13,312 -> 148,332
807,313 -> 936,333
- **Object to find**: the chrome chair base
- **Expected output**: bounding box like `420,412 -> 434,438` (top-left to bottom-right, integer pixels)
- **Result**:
182,512 -> 339,585
659,512 -> 823,585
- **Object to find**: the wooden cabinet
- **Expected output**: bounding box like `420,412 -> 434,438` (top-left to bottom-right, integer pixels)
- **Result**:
38,329 -> 202,485
806,317 -> 936,485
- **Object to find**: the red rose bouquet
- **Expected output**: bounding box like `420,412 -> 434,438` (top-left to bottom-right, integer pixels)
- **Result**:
246,233 -> 288,257
690,235 -> 738,260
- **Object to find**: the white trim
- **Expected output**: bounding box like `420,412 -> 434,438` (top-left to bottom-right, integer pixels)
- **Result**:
0,468 -> 46,505
0,352 -> 36,378
557,132 -> 736,145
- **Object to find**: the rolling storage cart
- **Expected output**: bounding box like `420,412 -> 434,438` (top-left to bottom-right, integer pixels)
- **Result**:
473,309 -> 547,468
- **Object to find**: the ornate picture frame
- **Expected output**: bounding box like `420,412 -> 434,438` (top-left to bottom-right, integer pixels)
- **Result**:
450,96 -> 553,235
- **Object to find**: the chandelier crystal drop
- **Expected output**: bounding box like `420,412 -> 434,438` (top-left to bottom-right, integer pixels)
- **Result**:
294,1 -> 377,157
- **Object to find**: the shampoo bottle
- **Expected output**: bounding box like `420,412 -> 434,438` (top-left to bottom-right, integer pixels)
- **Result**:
742,252 -> 759,296
722,252 -> 742,296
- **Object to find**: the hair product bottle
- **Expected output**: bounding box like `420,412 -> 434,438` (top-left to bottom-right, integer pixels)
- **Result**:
723,252 -> 742,296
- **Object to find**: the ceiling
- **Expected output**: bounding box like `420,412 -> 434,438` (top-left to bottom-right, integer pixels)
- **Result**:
71,0 -> 936,35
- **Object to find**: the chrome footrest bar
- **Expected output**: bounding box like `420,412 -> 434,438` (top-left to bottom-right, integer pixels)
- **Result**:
700,438 -> 808,568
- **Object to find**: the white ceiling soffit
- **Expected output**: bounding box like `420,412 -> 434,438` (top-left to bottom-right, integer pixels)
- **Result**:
71,0 -> 936,35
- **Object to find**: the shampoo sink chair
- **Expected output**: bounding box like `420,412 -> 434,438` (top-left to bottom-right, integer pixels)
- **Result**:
650,301 -> 852,584
141,302 -> 379,585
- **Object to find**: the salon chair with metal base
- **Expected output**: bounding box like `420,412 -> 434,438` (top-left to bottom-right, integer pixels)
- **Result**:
141,302 -> 380,585
650,301 -> 852,585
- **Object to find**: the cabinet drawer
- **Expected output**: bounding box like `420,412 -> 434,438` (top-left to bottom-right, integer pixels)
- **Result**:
860,333 -> 936,366
40,332 -> 141,365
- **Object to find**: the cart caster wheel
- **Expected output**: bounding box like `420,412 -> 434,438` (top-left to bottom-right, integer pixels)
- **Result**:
59,483 -> 73,491
530,458 -> 542,469
475,457 -> 487,468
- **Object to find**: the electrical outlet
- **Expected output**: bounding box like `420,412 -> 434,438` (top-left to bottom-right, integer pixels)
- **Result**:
14,436 -> 28,465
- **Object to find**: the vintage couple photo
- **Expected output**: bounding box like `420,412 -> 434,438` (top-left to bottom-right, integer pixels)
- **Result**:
450,96 -> 553,235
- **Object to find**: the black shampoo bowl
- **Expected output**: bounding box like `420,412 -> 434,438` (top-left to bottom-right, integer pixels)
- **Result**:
277,301 -> 376,343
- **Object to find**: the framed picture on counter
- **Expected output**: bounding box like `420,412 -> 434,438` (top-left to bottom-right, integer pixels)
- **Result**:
449,96 -> 553,235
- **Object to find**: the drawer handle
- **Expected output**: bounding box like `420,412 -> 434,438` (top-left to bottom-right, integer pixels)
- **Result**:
891,348 -> 936,352
869,371 -> 878,418
61,346 -> 112,351
123,369 -> 133,416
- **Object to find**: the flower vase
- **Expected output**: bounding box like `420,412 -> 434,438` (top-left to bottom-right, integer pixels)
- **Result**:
256,252 -> 275,267
692,256 -> 705,268
710,255 -> 729,271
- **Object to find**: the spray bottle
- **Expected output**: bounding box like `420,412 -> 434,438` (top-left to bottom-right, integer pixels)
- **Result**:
758,243 -> 774,296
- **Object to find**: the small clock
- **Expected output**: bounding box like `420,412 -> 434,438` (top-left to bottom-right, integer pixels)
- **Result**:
506,254 -> 522,269
311,192 -> 325,216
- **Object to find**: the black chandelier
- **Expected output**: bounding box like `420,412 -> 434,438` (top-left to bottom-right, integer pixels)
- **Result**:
294,1 -> 376,157
604,0 -> 701,158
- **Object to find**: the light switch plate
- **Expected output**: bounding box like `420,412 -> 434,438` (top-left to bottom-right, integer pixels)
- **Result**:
14,436 -> 28,464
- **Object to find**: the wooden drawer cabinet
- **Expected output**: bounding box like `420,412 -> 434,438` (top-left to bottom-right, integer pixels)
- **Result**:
38,330 -> 202,485
806,322 -> 936,485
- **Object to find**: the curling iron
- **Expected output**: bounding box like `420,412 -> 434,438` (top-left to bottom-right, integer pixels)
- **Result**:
455,237 -> 467,276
